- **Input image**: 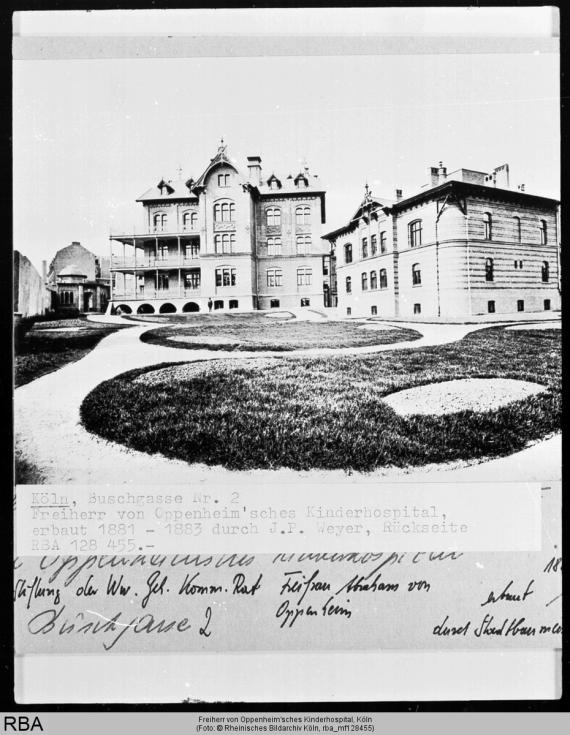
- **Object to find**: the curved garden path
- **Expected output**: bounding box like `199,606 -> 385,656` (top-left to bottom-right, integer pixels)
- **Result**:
15,315 -> 561,484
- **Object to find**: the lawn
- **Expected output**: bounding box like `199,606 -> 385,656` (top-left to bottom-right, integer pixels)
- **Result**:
15,318 -> 128,387
80,327 -> 561,472
137,313 -> 422,351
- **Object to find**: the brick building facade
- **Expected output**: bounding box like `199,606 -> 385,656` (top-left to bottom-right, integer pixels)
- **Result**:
324,163 -> 561,320
109,142 -> 328,314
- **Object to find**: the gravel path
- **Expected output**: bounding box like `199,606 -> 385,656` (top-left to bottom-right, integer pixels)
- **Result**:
15,315 -> 561,484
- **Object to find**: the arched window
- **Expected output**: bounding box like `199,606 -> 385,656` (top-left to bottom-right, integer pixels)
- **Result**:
412,263 -> 421,286
409,220 -> 422,248
295,206 -> 311,226
344,243 -> 353,264
514,216 -> 521,242
296,234 -> 311,254
214,201 -> 235,222
484,212 -> 492,240
182,211 -> 198,230
370,271 -> 378,290
370,234 -> 377,256
362,237 -> 368,259
153,213 -> 167,232
266,207 -> 281,227
542,261 -> 550,282
485,257 -> 494,282
215,234 -> 235,254
267,237 -> 282,256
346,276 -> 352,293
361,272 -> 368,290
540,219 -> 548,245
380,231 -> 387,253
379,268 -> 388,289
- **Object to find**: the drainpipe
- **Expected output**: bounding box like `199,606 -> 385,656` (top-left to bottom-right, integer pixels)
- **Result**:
465,210 -> 472,316
434,217 -> 441,319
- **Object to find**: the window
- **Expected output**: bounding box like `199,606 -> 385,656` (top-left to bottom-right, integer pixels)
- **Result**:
270,299 -> 280,308
300,298 -> 310,307
185,241 -> 200,259
157,243 -> 169,260
362,237 -> 368,259
484,212 -> 492,240
347,307 -> 352,315
295,206 -> 311,226
214,300 -> 224,310
371,305 -> 378,316
409,220 -> 422,248
297,267 -> 312,286
344,243 -> 353,264
61,291 -> 74,305
157,273 -> 169,290
380,231 -> 387,253
542,261 -> 550,282
413,303 -> 421,314
412,263 -> 421,286
371,235 -> 377,256
137,275 -> 145,293
215,233 -> 235,254
346,276 -> 352,293
488,300 -> 495,314
323,259 -> 329,275
229,299 -> 239,309
182,211 -> 198,230
267,237 -> 282,256
379,268 -> 388,290
544,299 -> 551,311
514,216 -> 521,243
217,173 -> 230,187
266,208 -> 281,227
184,271 -> 200,290
267,268 -> 283,287
485,257 -> 494,282
361,272 -> 368,290
296,234 -> 311,255
540,219 -> 548,245
517,300 -> 525,312
153,213 -> 167,232
370,271 -> 378,290
215,267 -> 236,287
214,201 -> 235,222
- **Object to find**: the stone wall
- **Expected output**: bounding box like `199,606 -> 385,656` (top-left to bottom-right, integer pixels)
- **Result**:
14,251 -> 48,317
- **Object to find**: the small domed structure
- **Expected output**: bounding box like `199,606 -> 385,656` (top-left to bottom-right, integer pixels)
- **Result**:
58,264 -> 87,279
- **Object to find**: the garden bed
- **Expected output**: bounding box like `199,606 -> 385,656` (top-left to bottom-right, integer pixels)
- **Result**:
138,313 -> 421,351
80,327 -> 561,472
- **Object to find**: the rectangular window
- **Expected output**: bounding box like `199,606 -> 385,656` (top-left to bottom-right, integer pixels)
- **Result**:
413,303 -> 421,314
371,235 -> 377,256
544,299 -> 551,311
344,244 -> 352,264
488,300 -> 495,314
215,267 -> 236,287
270,299 -> 280,308
184,271 -> 200,290
300,298 -> 310,307
362,237 -> 368,259
267,269 -> 283,287
517,300 -> 525,312
346,307 -> 352,316
218,173 -> 229,187
185,242 -> 200,259
229,299 -> 239,309
157,273 -> 169,290
214,300 -> 224,310
371,305 -> 378,316
380,231 -> 387,253
297,268 -> 312,286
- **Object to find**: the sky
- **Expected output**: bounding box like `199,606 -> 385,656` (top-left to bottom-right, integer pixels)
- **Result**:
14,41 -> 559,272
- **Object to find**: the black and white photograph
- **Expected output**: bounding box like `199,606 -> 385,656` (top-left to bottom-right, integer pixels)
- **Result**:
12,7 -> 562,707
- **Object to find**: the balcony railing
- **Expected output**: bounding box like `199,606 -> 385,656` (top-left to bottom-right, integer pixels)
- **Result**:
112,287 -> 202,300
111,255 -> 201,269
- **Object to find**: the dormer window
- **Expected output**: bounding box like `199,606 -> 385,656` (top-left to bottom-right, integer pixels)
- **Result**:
294,174 -> 309,188
267,175 -> 282,190
217,173 -> 230,187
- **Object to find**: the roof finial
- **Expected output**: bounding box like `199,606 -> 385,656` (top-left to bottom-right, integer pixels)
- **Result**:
218,137 -> 226,155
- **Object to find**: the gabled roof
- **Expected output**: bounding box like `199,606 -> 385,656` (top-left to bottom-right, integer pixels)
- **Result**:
193,140 -> 242,189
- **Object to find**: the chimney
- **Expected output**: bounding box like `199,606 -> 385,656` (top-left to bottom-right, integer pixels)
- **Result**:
493,164 -> 510,189
395,188 -> 403,201
72,241 -> 80,246
518,184 -> 525,192
247,156 -> 262,186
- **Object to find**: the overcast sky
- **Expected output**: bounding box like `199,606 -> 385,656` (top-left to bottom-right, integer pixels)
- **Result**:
14,29 -> 559,271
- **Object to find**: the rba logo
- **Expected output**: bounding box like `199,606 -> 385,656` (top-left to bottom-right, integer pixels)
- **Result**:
3,717 -> 43,731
